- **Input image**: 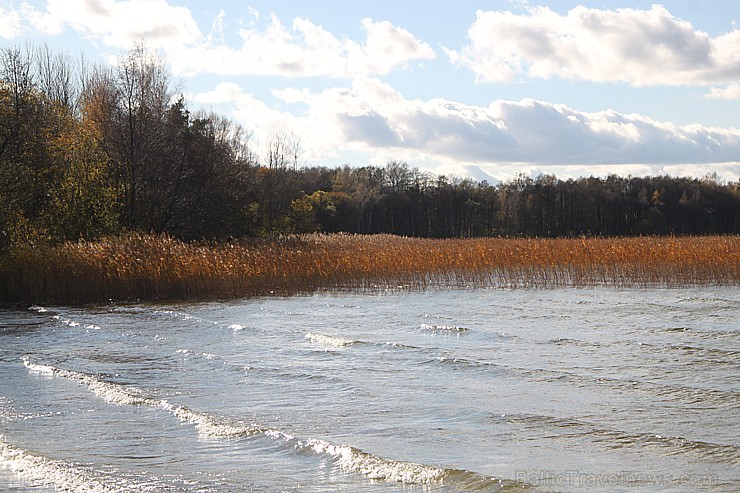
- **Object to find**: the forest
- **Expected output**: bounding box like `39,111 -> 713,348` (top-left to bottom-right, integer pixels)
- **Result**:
1,43 -> 739,252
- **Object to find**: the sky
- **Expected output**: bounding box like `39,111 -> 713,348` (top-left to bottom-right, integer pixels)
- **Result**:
1,0 -> 739,183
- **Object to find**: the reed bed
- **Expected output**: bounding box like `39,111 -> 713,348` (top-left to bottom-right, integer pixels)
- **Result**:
1,234 -> 738,305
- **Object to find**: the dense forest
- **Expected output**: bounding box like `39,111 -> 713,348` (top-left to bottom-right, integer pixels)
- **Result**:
1,44 -> 738,251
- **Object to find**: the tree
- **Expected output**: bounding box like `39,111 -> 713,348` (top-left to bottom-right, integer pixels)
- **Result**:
262,123 -> 302,170
41,111 -> 120,240
0,46 -> 74,246
333,165 -> 383,233
100,43 -> 175,230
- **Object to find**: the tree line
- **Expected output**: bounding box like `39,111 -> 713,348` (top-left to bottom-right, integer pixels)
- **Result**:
1,44 -> 738,251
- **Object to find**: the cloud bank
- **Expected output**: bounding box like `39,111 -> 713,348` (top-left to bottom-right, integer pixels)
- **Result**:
1,1 -> 434,78
4,0 -> 203,48
448,4 -> 740,86
200,77 -> 740,174
168,15 -> 435,78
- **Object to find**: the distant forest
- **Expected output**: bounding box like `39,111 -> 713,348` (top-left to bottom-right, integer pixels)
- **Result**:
1,44 -> 738,250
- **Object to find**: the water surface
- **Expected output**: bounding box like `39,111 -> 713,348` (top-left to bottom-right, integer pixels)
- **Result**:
1,287 -> 738,492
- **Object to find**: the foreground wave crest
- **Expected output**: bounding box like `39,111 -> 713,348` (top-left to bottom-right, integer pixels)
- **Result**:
0,438 -> 164,492
21,357 -> 523,492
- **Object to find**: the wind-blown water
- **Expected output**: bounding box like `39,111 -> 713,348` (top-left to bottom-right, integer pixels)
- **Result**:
0,287 -> 737,492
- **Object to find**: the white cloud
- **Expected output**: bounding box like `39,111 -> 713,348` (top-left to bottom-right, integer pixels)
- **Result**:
348,18 -> 436,75
3,0 -> 203,48
705,83 -> 740,100
192,82 -> 342,162
464,162 -> 740,183
192,81 -> 285,130
168,15 -> 435,78
194,78 -> 740,182
447,4 -> 740,86
0,5 -> 22,39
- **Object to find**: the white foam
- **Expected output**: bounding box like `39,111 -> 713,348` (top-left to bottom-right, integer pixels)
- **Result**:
305,333 -> 357,348
420,323 -> 470,333
51,315 -> 80,328
22,357 -> 162,408
0,438 -> 162,492
304,439 -> 445,484
175,350 -> 215,359
21,358 -> 259,439
169,406 -> 261,438
19,358 -> 464,488
28,305 -> 47,313
228,324 -> 245,331
21,357 -> 55,376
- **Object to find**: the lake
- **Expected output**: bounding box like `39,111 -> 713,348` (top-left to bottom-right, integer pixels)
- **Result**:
1,286 -> 738,492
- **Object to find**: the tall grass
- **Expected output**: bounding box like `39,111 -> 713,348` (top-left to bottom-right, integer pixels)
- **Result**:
1,234 -> 737,304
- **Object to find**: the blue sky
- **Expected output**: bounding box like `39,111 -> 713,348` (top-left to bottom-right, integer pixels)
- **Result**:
2,0 -> 739,182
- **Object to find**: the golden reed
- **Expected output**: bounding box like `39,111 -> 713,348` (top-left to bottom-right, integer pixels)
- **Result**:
1,234 -> 737,304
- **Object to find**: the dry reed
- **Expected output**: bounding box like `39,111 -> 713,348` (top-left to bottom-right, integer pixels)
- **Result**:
1,234 -> 737,305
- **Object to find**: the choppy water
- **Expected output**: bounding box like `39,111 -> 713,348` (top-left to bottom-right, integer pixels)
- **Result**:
0,287 -> 738,493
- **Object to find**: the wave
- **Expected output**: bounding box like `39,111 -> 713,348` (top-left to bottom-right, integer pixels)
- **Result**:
420,323 -> 471,333
650,382 -> 740,408
420,354 -> 525,380
305,332 -> 359,348
423,351 -> 740,419
176,349 -> 217,360
648,325 -> 740,341
28,309 -> 101,331
524,366 -> 740,410
427,356 -> 489,370
0,437 -> 168,492
52,314 -> 81,328
22,357 -> 164,408
303,438 -> 522,490
414,348 -> 740,411
174,348 -> 357,390
636,341 -> 740,362
545,337 -> 604,349
497,413 -> 740,466
21,358 -> 523,491
0,321 -> 44,332
544,336 -> 740,363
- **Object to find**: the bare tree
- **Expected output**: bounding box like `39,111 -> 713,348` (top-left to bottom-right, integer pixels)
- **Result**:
263,123 -> 302,170
35,44 -> 79,113
195,110 -> 256,166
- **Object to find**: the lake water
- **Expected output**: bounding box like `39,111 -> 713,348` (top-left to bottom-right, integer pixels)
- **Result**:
0,286 -> 738,492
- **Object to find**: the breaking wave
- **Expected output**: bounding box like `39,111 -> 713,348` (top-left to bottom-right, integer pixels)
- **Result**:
0,438 -> 167,492
22,357 -> 164,408
20,358 -> 522,491
305,332 -> 360,348
420,323 -> 471,333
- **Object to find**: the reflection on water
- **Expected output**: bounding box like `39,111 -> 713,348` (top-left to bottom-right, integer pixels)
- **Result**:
1,286 -> 738,492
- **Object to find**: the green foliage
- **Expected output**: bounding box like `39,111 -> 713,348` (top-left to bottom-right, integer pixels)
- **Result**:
289,195 -> 317,233
39,113 -> 121,240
